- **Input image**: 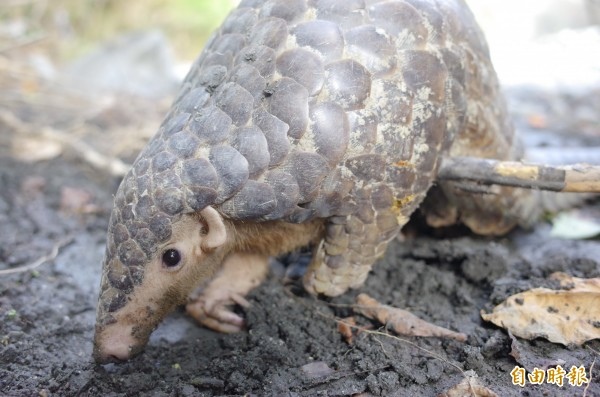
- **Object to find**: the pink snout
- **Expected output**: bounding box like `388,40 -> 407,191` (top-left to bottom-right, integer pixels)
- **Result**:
93,324 -> 143,363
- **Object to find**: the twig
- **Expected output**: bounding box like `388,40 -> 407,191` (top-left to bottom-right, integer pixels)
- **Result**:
587,345 -> 600,356
333,316 -> 467,376
0,110 -> 130,177
0,237 -> 73,276
583,356 -> 596,397
583,346 -> 598,397
438,156 -> 600,193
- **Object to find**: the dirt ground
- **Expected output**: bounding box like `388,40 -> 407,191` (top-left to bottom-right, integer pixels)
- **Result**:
0,145 -> 600,396
1,88 -> 599,397
1,20 -> 600,397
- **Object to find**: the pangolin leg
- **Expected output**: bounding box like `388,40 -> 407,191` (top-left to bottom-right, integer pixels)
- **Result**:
186,252 -> 269,333
303,207 -> 401,297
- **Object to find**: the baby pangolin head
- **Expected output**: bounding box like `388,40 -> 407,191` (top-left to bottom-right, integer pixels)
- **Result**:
93,168 -> 229,363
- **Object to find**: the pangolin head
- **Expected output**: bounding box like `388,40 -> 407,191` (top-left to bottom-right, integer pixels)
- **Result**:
93,110 -> 235,362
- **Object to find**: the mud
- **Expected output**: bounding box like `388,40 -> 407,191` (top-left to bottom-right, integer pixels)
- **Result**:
1,143 -> 599,396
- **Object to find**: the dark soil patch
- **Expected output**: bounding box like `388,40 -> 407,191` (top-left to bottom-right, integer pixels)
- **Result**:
1,151 -> 599,396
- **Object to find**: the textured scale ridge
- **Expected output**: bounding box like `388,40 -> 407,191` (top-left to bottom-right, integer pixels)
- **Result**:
97,0 -> 530,317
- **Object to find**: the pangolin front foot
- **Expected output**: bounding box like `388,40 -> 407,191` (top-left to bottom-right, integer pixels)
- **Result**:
186,252 -> 269,333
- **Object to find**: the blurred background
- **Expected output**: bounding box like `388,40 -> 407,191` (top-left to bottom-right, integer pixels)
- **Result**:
0,0 -> 236,65
2,0 -> 598,87
469,0 -> 600,89
0,0 -> 598,166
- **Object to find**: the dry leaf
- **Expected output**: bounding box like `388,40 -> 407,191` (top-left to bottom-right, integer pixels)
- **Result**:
60,186 -> 99,214
551,210 -> 600,239
12,137 -> 63,162
551,272 -> 600,291
438,371 -> 498,397
526,113 -> 547,129
355,293 -> 467,342
300,361 -> 334,379
337,317 -> 356,345
481,273 -> 600,346
21,176 -> 46,197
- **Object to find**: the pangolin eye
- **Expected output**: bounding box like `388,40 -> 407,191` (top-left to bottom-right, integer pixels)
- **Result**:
162,249 -> 181,268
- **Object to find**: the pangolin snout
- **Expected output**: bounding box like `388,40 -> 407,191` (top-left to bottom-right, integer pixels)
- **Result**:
93,324 -> 146,364
93,342 -> 131,363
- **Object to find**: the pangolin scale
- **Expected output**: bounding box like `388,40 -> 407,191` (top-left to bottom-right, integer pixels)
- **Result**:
94,0 -> 535,362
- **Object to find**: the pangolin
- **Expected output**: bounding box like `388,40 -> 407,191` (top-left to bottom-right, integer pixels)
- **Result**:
93,0 -> 538,362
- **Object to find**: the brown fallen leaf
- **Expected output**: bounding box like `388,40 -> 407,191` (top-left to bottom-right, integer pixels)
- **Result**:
355,293 -> 467,342
481,272 -> 600,346
551,271 -> 600,292
438,371 -> 499,397
21,176 -> 46,197
337,316 -> 356,345
526,113 -> 548,129
60,186 -> 100,214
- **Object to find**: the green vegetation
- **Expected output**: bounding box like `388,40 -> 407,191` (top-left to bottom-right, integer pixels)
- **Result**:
0,0 -> 236,61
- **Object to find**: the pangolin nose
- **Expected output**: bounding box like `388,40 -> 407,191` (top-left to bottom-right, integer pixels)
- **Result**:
94,342 -> 132,363
93,326 -> 139,363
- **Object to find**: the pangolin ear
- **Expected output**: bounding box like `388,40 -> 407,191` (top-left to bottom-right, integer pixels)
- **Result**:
200,206 -> 227,249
